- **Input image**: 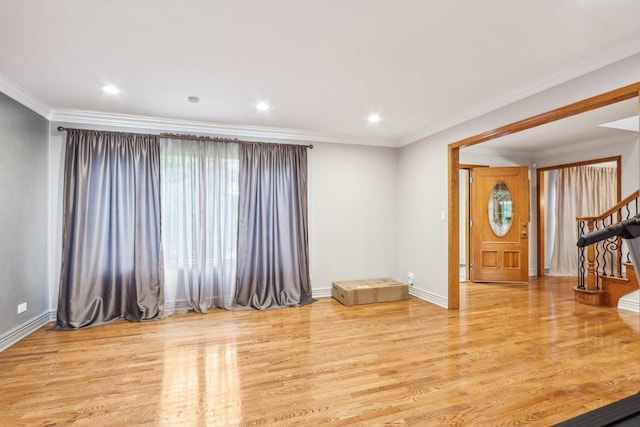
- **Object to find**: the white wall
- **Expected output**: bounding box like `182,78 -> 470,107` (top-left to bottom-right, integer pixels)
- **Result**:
397,137 -> 449,306
309,142 -> 398,295
398,52 -> 640,308
47,125 -> 399,306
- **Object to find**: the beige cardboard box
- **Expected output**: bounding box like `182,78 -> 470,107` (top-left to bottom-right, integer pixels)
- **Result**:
332,278 -> 409,306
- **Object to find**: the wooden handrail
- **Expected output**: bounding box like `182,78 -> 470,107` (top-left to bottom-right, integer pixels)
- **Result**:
576,190 -> 639,222
576,190 -> 640,292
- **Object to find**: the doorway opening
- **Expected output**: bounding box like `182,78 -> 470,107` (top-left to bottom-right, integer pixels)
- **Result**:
447,82 -> 640,310
536,157 -> 621,276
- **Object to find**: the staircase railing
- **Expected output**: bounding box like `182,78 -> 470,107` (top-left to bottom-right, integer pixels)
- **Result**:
576,191 -> 639,290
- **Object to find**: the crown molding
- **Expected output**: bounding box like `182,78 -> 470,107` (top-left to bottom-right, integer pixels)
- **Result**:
400,38 -> 640,146
0,72 -> 52,118
50,109 -> 397,147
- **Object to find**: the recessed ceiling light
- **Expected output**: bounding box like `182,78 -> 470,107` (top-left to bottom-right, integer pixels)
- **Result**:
101,84 -> 120,95
256,102 -> 270,111
188,96 -> 200,104
368,114 -> 381,123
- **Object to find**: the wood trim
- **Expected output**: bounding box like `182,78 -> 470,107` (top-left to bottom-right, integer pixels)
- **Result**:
617,156 -> 622,204
449,82 -> 640,150
448,146 -> 460,309
459,164 -> 489,169
535,156 -> 622,172
447,82 -> 640,310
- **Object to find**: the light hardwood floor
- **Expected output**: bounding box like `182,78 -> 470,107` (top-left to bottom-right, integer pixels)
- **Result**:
1,277 -> 639,426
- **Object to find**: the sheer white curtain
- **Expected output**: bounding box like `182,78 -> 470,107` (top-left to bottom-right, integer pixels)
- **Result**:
160,138 -> 239,313
549,165 -> 617,276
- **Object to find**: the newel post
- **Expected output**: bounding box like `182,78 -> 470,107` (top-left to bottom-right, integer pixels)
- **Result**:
585,219 -> 597,290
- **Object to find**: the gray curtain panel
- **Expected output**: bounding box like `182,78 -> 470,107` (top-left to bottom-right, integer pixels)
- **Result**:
55,129 -> 163,329
235,142 -> 315,309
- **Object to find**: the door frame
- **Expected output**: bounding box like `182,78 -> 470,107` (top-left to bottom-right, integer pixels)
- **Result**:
447,82 -> 640,310
535,156 -> 621,276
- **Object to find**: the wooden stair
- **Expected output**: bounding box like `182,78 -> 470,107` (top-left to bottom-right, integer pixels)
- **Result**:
574,190 -> 640,308
600,262 -> 640,307
576,262 -> 640,307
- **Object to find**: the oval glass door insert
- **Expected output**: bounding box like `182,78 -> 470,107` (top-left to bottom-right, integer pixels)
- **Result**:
488,181 -> 513,237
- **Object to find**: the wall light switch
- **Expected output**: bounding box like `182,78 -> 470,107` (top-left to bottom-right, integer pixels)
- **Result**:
440,210 -> 446,222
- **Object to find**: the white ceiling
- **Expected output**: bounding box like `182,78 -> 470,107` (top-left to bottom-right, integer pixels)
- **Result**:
1,0 -> 640,147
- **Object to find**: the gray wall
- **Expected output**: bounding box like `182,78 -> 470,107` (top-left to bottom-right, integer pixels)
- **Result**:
0,92 -> 49,337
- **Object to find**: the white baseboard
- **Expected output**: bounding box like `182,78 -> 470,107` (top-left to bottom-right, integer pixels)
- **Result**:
409,287 -> 448,308
0,310 -> 52,353
312,287 -> 332,298
618,291 -> 639,313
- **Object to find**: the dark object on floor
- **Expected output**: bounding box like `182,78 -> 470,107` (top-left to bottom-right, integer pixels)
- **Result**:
554,391 -> 640,426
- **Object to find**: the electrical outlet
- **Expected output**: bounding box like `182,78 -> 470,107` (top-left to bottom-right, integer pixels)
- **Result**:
17,302 -> 27,314
408,272 -> 414,286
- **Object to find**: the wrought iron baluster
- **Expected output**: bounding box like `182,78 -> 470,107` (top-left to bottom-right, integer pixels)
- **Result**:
575,191 -> 640,293
577,220 -> 586,289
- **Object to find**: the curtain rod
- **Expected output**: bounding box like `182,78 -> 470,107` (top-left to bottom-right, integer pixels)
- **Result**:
160,132 -> 239,143
57,127 -> 314,149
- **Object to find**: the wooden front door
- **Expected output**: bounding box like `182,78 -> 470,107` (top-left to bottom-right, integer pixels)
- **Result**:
471,166 -> 530,282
